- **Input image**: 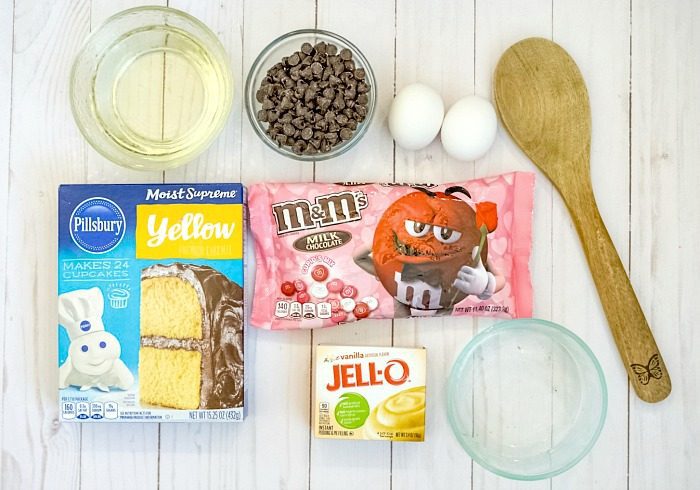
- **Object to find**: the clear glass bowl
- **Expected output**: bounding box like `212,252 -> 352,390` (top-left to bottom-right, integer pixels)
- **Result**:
245,29 -> 376,161
447,319 -> 607,481
70,7 -> 233,171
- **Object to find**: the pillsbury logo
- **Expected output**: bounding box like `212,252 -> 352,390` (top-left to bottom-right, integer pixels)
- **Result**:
69,197 -> 125,254
80,320 -> 91,332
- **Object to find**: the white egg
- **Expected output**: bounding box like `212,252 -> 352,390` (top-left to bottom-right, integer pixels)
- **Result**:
388,83 -> 445,151
440,95 -> 498,161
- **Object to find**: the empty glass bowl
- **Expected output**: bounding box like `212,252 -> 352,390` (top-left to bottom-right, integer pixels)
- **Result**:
245,29 -> 376,161
70,7 -> 233,170
447,319 -> 607,480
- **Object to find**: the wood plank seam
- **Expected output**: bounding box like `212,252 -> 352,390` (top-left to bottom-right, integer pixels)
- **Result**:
0,0 -> 16,482
626,1 -> 632,488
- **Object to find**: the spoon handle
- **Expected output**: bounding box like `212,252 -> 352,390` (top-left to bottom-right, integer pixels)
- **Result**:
564,191 -> 672,402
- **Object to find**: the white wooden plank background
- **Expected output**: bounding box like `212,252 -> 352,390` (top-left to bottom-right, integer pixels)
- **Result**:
1,0 -> 699,489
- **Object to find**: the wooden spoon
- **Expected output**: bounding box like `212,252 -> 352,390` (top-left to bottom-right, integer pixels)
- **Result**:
493,37 -> 671,403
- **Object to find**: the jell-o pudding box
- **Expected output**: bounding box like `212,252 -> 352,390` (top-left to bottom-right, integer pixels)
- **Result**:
57,184 -> 245,422
314,345 -> 427,442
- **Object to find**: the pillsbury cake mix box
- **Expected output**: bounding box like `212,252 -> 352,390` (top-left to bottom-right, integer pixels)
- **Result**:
58,184 -> 245,422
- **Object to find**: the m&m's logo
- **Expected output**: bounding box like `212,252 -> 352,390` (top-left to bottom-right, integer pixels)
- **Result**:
69,197 -> 126,254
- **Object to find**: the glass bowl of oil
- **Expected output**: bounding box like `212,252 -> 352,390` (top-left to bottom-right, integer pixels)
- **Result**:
70,7 -> 233,171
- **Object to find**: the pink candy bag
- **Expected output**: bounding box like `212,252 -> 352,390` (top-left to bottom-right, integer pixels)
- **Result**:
249,172 -> 534,329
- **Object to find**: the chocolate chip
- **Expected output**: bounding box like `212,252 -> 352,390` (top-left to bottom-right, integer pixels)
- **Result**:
283,123 -> 295,136
333,95 -> 346,110
322,66 -> 333,81
292,140 -> 306,154
280,97 -> 294,111
304,88 -> 316,102
256,40 -> 371,155
292,116 -> 305,129
301,42 -> 314,55
317,97 -> 332,111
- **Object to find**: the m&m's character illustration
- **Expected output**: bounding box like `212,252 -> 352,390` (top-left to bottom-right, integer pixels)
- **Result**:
355,186 -> 504,316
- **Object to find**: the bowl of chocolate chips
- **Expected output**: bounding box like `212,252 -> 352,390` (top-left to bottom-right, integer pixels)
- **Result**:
245,29 -> 375,160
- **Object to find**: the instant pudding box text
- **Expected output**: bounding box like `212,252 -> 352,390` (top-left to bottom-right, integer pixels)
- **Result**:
57,184 -> 245,422
314,345 -> 427,441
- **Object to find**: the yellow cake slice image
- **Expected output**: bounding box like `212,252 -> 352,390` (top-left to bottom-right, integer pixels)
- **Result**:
139,263 -> 243,410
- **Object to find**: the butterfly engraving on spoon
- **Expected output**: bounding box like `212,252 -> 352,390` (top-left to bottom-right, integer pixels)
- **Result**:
630,354 -> 663,385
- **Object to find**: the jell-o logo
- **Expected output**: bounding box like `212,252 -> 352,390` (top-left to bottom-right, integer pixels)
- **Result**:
326,359 -> 410,391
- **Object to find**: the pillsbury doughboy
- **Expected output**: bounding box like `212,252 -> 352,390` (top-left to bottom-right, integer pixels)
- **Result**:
58,288 -> 133,392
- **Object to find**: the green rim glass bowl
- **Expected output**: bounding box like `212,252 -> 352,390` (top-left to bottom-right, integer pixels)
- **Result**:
70,7 -> 233,171
245,29 -> 376,161
447,319 -> 607,481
